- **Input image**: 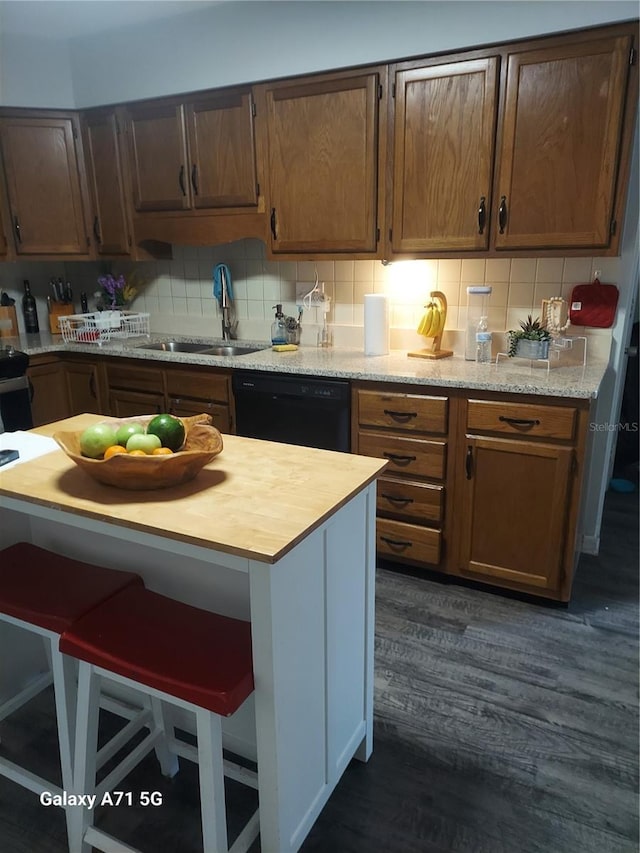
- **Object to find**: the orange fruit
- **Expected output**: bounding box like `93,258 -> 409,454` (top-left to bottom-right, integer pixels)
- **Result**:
127,449 -> 147,456
103,445 -> 128,460
152,447 -> 173,455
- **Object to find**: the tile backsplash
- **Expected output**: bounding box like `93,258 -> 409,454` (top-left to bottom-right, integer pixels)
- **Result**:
1,239 -> 619,361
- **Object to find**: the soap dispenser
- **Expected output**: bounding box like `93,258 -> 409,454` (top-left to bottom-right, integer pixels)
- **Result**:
271,304 -> 287,345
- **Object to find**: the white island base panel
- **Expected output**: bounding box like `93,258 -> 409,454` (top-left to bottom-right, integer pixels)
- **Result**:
0,484 -> 377,853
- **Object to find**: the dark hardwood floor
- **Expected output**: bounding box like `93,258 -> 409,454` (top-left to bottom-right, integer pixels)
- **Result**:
1,490 -> 638,853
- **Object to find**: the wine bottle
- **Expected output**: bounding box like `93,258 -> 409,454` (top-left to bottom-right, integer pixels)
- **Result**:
22,280 -> 39,334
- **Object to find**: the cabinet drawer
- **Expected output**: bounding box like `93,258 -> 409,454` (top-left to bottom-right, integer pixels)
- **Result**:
165,369 -> 230,403
168,397 -> 230,433
377,518 -> 441,566
467,399 -> 577,440
107,363 -> 164,394
357,390 -> 448,434
358,431 -> 446,480
377,476 -> 444,525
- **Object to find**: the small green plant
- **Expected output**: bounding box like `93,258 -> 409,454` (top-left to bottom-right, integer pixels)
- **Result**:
507,315 -> 552,357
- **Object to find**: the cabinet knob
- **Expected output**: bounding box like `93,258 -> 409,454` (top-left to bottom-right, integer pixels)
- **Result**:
191,164 -> 199,195
93,216 -> 101,244
270,208 -> 278,241
13,216 -> 22,243
465,445 -> 473,479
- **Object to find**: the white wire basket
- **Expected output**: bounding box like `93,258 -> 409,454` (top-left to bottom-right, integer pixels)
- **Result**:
59,311 -> 151,346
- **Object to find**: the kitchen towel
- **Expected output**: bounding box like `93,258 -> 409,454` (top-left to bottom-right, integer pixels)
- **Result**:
364,294 -> 390,356
213,264 -> 233,306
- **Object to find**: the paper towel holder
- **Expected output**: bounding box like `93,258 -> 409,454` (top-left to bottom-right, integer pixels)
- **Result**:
408,291 -> 453,360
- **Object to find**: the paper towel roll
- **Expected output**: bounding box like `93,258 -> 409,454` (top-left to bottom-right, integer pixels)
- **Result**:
364,294 -> 390,356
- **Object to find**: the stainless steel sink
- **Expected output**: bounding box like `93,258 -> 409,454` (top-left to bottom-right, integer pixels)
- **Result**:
137,341 -> 266,356
199,345 -> 265,357
138,341 -> 212,353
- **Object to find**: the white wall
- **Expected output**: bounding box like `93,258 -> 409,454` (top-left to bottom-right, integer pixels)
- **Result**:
0,1 -> 636,108
0,33 -> 75,108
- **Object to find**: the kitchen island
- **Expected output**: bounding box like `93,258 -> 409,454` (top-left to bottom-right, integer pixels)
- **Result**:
0,414 -> 387,852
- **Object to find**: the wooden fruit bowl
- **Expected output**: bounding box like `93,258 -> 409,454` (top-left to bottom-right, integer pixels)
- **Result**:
53,414 -> 223,490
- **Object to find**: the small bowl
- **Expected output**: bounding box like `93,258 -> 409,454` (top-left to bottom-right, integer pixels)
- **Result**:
53,414 -> 223,490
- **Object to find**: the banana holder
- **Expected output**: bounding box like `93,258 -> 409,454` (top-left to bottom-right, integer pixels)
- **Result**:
409,291 -> 453,360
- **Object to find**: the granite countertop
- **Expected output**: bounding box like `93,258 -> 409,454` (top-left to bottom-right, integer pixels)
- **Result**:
10,331 -> 607,399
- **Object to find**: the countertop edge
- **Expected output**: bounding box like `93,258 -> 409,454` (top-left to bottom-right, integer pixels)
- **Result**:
12,333 -> 606,400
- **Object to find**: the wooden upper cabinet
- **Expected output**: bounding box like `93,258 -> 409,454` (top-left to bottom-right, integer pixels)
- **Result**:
127,101 -> 189,212
185,91 -> 258,209
261,70 -> 381,254
391,56 -> 499,253
0,115 -> 90,256
126,90 -> 258,214
82,108 -> 131,256
494,32 -> 634,251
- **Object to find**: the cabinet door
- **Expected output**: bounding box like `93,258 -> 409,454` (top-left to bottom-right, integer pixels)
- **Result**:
28,359 -> 70,426
264,72 -> 380,253
185,91 -> 258,209
0,116 -> 90,255
126,102 -> 190,211
458,435 -> 572,592
65,361 -> 102,416
109,388 -> 164,419
494,33 -> 632,250
391,57 -> 498,252
83,109 -> 131,256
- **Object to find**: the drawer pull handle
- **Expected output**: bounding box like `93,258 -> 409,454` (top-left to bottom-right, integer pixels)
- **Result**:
381,494 -> 414,505
178,165 -> 186,196
499,416 -> 540,428
383,409 -> 417,421
466,445 -> 473,480
380,536 -> 412,550
383,452 -> 417,465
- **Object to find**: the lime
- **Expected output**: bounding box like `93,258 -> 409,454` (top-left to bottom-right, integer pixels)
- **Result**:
146,414 -> 185,451
115,422 -> 145,447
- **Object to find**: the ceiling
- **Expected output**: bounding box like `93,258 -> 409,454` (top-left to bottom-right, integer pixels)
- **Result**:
0,0 -> 226,40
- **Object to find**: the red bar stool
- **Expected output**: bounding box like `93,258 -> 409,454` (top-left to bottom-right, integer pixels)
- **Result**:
60,583 -> 259,853
0,542 -> 146,839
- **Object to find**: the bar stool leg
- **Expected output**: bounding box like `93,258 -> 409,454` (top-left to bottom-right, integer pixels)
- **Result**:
70,662 -> 101,853
149,697 -> 179,778
50,644 -> 77,843
196,707 -> 229,853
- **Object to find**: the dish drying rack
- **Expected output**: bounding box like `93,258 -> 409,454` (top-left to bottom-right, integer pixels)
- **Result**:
59,311 -> 151,346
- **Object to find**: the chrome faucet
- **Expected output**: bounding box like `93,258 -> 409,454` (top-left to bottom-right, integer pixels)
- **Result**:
220,267 -> 234,341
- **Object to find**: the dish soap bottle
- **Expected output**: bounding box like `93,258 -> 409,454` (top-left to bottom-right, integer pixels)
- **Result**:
271,304 -> 287,345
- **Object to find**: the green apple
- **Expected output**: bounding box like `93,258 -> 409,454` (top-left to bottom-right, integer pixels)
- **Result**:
80,423 -> 118,459
115,422 -> 145,447
126,433 -> 162,454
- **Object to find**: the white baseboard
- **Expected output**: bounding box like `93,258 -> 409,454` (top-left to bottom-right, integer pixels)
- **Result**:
581,534 -> 601,556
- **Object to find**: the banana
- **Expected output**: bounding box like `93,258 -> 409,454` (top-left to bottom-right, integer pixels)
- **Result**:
423,303 -> 436,337
417,304 -> 434,337
430,304 -> 444,338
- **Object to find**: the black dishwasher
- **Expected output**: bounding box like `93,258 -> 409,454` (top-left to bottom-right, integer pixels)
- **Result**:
232,372 -> 350,452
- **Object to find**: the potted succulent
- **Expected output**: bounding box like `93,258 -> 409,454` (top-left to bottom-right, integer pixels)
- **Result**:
507,315 -> 552,359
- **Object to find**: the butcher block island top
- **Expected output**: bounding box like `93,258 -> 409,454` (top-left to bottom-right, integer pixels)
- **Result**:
0,414 -> 387,563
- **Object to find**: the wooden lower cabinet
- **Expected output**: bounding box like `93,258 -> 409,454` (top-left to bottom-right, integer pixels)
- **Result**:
104,359 -> 233,432
354,381 -> 590,601
165,366 -> 233,433
65,358 -> 104,415
27,355 -> 70,426
353,383 -> 448,571
452,394 -> 590,601
456,436 -> 573,592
